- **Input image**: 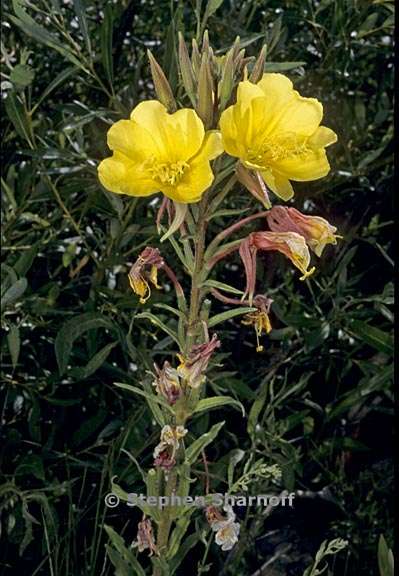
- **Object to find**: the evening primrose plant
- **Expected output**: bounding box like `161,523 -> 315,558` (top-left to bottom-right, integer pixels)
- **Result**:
99,32 -> 339,576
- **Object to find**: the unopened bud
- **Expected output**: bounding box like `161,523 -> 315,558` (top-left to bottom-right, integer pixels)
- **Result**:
197,53 -> 214,128
178,32 -> 196,106
218,47 -> 235,111
202,29 -> 210,54
191,39 -> 201,75
147,50 -> 177,112
232,36 -> 241,60
249,44 -> 267,83
234,48 -> 247,76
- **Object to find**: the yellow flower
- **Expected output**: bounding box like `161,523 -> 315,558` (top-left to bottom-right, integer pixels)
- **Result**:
220,73 -> 337,200
98,101 -> 223,203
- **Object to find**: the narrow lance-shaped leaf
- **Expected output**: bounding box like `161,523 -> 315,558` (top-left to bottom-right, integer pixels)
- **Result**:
185,421 -> 225,464
73,0 -> 92,55
208,306 -> 257,328
100,5 -> 114,86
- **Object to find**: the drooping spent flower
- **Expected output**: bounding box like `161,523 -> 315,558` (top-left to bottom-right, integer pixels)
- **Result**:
152,361 -> 182,405
177,334 -> 221,388
239,231 -> 315,302
220,73 -> 337,200
128,247 -> 164,303
132,516 -> 158,556
206,505 -> 240,551
266,206 -> 340,257
241,294 -> 273,352
98,101 -> 223,203
153,425 -> 187,470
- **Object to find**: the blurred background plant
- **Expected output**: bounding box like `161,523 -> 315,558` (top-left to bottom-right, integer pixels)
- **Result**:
0,1 -> 394,575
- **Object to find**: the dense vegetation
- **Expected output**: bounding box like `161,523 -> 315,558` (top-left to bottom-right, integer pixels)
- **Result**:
1,1 -> 394,575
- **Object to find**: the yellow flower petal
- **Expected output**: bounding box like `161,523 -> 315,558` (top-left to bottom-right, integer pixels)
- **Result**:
257,74 -> 322,137
308,126 -> 338,148
107,119 -> 160,161
131,101 -> 204,162
236,81 -> 265,110
219,72 -> 336,204
219,104 -> 245,158
192,131 -> 224,162
273,149 -> 331,181
257,73 -> 295,104
261,170 -> 294,200
99,100 -> 221,204
165,160 -> 215,203
98,152 -> 158,196
167,131 -> 223,202
167,108 -> 205,160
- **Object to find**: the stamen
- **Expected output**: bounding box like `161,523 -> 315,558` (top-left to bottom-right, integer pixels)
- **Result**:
148,159 -> 189,185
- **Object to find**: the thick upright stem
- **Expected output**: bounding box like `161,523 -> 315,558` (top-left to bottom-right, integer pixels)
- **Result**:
185,195 -> 208,353
153,195 -> 209,576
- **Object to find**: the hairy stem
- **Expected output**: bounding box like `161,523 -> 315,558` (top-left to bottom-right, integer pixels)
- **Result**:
153,193 -> 209,576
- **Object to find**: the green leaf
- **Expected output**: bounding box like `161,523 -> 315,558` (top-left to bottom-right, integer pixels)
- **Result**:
32,66 -> 78,110
4,92 -> 32,144
1,277 -> 28,308
185,421 -> 225,464
72,408 -> 107,446
348,319 -> 393,356
203,0 -> 224,22
378,535 -> 394,576
167,510 -> 197,562
264,61 -> 306,72
7,326 -> 20,369
10,64 -> 35,88
208,306 -> 257,327
227,448 -> 245,489
71,342 -> 117,380
9,13 -> 83,69
194,396 -> 245,417
100,5 -> 114,86
73,0 -> 91,54
203,279 -> 244,295
104,525 -> 146,576
15,454 -> 45,481
169,531 -> 200,574
106,546 -> 130,576
135,311 -> 180,346
114,382 -> 173,422
54,313 -> 116,375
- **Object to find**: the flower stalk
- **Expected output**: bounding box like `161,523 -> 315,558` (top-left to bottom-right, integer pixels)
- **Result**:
97,31 -> 340,576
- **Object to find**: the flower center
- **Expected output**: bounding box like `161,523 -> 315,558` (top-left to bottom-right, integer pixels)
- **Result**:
247,133 -> 309,166
148,160 -> 189,185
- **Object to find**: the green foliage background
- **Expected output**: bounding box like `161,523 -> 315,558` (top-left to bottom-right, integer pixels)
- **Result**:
1,1 -> 394,575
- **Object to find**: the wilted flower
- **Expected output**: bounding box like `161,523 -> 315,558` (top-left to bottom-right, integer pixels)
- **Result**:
153,425 -> 187,470
206,505 -> 240,551
220,73 -> 337,200
132,516 -> 158,556
128,247 -> 164,303
241,294 -> 273,352
152,361 -> 182,405
177,334 -> 221,388
266,205 -> 340,257
98,101 -> 223,203
240,231 -> 315,302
